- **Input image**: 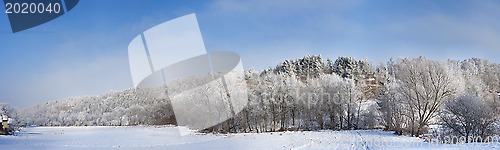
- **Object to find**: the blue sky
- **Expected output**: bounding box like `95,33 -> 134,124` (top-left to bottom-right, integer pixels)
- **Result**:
1,0 -> 500,108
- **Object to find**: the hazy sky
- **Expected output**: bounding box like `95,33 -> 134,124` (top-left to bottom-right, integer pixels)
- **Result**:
1,0 -> 500,108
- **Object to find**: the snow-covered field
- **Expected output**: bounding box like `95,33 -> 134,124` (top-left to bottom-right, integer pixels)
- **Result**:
1,126 -> 499,150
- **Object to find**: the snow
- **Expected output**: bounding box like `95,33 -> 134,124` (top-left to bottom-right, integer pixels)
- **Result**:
1,126 -> 499,150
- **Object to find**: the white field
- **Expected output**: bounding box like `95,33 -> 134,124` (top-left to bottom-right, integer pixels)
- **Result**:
0,126 -> 499,150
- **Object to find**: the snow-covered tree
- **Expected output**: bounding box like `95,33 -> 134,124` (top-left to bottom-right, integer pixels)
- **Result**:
392,57 -> 458,136
440,94 -> 497,143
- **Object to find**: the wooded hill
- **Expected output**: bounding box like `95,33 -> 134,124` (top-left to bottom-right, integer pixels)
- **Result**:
10,55 -> 500,139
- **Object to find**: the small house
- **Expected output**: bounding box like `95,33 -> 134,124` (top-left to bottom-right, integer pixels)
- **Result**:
2,114 -> 8,130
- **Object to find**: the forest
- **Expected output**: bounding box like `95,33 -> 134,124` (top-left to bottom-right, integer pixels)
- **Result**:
2,55 -> 499,143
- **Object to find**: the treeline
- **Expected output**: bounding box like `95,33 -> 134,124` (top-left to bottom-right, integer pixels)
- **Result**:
209,56 -> 500,138
14,55 -> 500,141
18,88 -> 176,126
206,55 -> 378,133
376,57 -> 500,140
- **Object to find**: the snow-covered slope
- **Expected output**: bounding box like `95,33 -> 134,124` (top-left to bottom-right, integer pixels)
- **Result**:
1,126 -> 498,150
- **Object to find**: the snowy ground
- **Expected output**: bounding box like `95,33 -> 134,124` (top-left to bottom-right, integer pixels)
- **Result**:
1,126 -> 499,150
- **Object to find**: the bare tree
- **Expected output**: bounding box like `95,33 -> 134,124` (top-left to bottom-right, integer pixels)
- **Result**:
440,94 -> 496,143
394,57 -> 457,136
